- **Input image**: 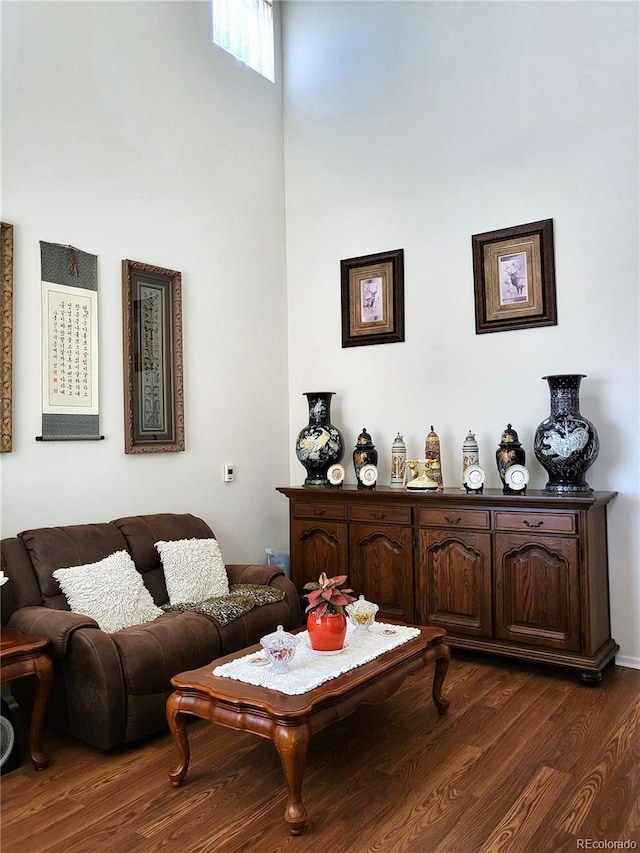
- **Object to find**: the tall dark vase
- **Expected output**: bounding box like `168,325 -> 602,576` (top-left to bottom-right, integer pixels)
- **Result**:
534,374 -> 599,494
295,392 -> 345,486
495,424 -> 526,494
353,428 -> 378,488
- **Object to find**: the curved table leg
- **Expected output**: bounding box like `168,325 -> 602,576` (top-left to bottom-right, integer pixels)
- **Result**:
432,643 -> 451,715
167,692 -> 190,787
273,723 -> 310,835
30,653 -> 53,770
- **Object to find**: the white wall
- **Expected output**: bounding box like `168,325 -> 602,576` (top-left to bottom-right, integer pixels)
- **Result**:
282,1 -> 640,665
0,1 -> 290,563
2,0 -> 638,667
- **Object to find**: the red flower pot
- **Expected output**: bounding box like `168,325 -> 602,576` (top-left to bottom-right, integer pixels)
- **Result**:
307,613 -> 347,652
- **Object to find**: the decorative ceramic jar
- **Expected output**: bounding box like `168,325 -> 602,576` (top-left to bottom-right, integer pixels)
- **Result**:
260,625 -> 299,673
345,594 -> 379,634
390,433 -> 407,488
534,374 -> 599,494
307,613 -> 348,652
424,426 -> 444,490
353,428 -> 378,488
461,431 -> 479,489
496,424 -> 526,494
295,392 -> 345,486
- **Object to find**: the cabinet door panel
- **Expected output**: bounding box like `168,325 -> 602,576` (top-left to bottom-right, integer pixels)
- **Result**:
290,520 -> 348,592
417,529 -> 492,636
349,523 -> 414,622
495,534 -> 580,650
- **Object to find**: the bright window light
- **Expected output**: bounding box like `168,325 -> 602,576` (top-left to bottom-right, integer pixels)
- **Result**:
212,0 -> 275,83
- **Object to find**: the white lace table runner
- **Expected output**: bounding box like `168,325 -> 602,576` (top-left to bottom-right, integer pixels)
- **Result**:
212,622 -> 421,695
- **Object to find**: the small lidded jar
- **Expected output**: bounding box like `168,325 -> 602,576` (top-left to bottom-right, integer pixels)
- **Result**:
345,594 -> 379,634
260,625 -> 299,673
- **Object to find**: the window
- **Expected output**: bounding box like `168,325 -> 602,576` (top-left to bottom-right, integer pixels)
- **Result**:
212,0 -> 275,83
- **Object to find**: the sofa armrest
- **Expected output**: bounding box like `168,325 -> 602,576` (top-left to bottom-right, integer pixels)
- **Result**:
226,563 -> 285,586
8,606 -> 99,659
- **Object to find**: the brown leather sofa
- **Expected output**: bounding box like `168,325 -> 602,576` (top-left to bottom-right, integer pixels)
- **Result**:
1,513 -> 302,750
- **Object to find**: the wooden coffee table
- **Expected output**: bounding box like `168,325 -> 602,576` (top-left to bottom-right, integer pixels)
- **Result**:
166,624 -> 450,835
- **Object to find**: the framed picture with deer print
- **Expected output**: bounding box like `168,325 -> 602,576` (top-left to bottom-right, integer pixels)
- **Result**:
472,219 -> 557,334
341,249 -> 405,347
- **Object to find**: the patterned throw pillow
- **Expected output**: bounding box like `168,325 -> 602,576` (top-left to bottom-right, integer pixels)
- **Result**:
155,538 -> 230,605
53,551 -> 163,633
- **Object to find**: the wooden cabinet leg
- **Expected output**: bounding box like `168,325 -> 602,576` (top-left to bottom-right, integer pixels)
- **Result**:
167,693 -> 190,787
30,654 -> 53,770
273,723 -> 310,835
576,669 -> 602,685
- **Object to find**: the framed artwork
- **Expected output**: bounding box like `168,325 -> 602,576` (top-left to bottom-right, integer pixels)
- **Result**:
122,259 -> 184,453
1,223 -> 13,452
341,248 -> 404,347
472,219 -> 557,334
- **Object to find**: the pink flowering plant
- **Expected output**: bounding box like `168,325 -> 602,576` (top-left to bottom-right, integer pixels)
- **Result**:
303,572 -> 357,617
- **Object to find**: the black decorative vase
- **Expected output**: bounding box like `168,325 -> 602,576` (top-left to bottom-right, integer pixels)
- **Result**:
534,374 -> 599,494
295,392 -> 345,486
495,424 -> 526,494
353,428 -> 378,488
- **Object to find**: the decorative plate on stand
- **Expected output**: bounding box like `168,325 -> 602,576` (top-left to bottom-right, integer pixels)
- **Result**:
327,463 -> 345,487
358,464 -> 378,489
505,464 -> 530,492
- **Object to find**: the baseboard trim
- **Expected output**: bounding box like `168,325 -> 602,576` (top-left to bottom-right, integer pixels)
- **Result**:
615,654 -> 640,670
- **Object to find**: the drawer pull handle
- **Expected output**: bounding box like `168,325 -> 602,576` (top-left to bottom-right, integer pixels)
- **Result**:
313,509 -> 326,516
444,516 -> 462,524
373,512 -> 387,519
523,519 -> 544,528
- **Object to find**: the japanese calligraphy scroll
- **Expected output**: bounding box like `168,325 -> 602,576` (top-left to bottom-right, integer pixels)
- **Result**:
39,241 -> 102,441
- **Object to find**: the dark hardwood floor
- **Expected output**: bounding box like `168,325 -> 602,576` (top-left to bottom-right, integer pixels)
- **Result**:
2,653 -> 639,853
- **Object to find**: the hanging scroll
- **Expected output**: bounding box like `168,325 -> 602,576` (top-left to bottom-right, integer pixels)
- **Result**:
38,241 -> 103,441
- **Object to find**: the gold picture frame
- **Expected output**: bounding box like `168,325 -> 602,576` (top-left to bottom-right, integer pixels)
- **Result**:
341,249 -> 404,347
122,259 -> 184,453
472,219 -> 557,334
1,222 -> 14,452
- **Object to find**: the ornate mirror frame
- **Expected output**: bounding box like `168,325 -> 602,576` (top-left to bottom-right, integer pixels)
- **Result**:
1,222 -> 13,452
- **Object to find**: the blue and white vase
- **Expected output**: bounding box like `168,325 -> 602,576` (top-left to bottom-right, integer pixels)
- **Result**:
295,392 -> 345,486
534,374 -> 599,494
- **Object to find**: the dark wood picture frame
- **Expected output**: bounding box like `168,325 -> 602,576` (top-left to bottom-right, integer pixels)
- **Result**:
1,222 -> 13,453
122,259 -> 184,453
472,219 -> 557,334
341,248 -> 404,347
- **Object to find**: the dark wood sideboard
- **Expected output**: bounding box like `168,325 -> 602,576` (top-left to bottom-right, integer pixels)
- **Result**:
277,486 -> 618,682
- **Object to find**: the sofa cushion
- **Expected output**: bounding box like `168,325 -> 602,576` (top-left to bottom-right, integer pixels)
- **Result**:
111,611 -> 222,694
156,538 -> 230,604
53,551 -> 163,633
19,523 -> 131,608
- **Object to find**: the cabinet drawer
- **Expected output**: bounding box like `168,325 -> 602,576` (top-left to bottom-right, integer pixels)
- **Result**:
494,511 -> 576,534
350,504 -> 412,525
292,500 -> 347,521
419,508 -> 490,530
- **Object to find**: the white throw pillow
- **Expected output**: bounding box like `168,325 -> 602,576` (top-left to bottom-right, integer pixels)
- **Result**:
155,538 -> 230,605
53,551 -> 163,633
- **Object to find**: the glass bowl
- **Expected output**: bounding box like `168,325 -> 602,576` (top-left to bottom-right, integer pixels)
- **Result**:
260,625 -> 299,673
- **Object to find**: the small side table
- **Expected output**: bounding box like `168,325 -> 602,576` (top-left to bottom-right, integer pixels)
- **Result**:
0,628 -> 53,770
